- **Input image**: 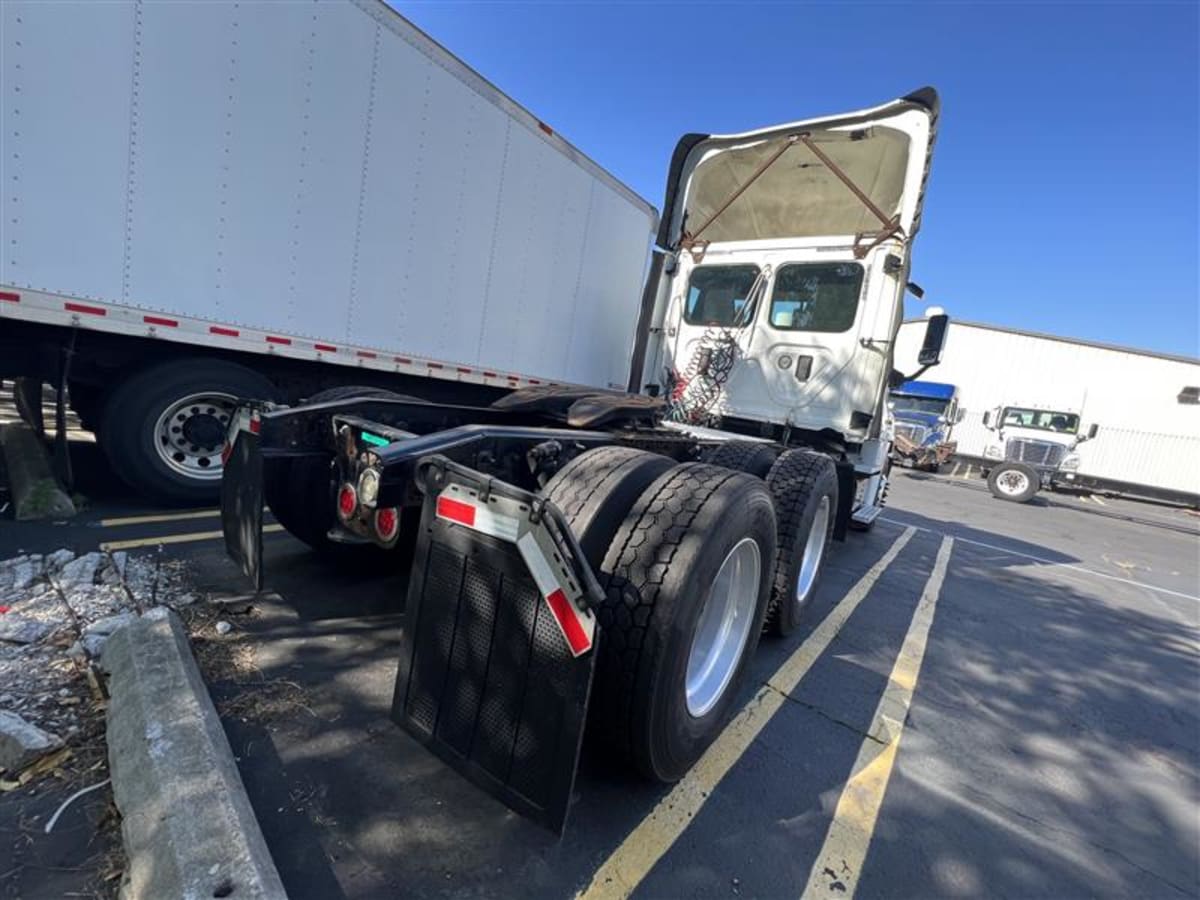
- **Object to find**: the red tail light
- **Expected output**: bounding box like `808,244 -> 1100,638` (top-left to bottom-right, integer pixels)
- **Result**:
337,483 -> 357,520
374,507 -> 400,543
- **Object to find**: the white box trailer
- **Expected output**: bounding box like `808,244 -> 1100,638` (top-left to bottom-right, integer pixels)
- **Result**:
0,0 -> 656,502
895,320 -> 1200,503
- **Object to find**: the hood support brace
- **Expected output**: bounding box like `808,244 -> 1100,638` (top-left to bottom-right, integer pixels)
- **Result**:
677,132 -> 906,261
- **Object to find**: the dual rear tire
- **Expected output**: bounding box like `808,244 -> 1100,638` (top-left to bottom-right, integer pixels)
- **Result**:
544,444 -> 835,782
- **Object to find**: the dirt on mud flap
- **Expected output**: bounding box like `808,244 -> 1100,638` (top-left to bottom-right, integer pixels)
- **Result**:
391,456 -> 601,833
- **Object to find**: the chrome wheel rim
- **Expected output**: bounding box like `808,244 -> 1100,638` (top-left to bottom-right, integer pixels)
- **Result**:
996,469 -> 1030,496
796,496 -> 830,607
153,392 -> 237,480
686,537 -> 762,718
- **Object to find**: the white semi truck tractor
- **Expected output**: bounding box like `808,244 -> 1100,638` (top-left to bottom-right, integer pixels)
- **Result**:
218,71 -> 948,827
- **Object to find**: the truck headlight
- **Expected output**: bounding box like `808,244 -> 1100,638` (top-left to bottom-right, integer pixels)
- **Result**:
1059,454 -> 1080,471
984,445 -> 1002,459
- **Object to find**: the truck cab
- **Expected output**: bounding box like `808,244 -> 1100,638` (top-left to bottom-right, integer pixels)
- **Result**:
981,405 -> 1100,502
888,379 -> 962,471
634,89 -> 946,528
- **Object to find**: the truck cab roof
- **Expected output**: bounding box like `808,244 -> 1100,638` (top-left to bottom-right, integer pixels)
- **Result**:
893,380 -> 957,400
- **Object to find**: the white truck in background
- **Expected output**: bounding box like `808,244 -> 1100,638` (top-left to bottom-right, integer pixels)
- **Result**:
0,0 -> 655,503
980,404 -> 1100,502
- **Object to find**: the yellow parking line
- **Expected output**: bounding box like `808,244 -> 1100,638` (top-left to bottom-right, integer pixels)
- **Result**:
100,524 -> 284,551
578,527 -> 917,900
100,508 -> 219,527
1092,495 -> 1107,506
801,536 -> 954,900
960,464 -> 973,480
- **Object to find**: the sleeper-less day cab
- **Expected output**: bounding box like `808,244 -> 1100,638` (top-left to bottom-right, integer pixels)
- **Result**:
220,87 -> 947,831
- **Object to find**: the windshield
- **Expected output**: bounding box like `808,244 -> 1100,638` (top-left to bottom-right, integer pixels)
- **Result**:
1001,407 -> 1079,434
892,396 -> 948,416
683,265 -> 761,327
768,263 -> 863,333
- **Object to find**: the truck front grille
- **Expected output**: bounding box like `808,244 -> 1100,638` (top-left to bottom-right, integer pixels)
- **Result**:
1006,439 -> 1066,468
894,422 -> 929,445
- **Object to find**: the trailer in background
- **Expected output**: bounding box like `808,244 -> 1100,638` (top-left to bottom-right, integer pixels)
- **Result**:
894,320 -> 1200,505
0,0 -> 654,503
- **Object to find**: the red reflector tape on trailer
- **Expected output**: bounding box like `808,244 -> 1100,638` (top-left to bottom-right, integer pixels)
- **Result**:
0,291 -> 19,302
64,301 -> 105,316
143,315 -> 178,327
314,343 -> 337,352
211,326 -> 240,337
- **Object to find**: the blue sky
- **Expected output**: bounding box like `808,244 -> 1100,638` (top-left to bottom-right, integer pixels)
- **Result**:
395,1 -> 1199,359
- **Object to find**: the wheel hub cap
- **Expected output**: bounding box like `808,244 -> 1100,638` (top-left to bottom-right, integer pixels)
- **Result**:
796,496 -> 831,608
153,392 -> 237,481
998,470 -> 1029,495
686,537 -> 762,718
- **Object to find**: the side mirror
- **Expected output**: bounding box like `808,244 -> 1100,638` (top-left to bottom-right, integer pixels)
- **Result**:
918,313 -> 949,366
955,408 -> 966,424
907,281 -> 925,299
1087,423 -> 1099,440
982,410 -> 992,428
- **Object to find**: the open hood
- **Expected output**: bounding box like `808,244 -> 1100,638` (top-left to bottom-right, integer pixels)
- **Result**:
657,88 -> 938,251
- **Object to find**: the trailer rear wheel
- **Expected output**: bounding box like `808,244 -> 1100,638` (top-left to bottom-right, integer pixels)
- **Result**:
541,446 -> 675,570
987,462 -> 1040,503
699,440 -> 779,478
100,359 -> 277,505
764,450 -> 838,636
591,463 -> 776,782
264,385 -> 420,557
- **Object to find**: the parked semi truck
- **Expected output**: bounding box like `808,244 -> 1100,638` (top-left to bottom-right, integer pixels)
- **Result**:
981,405 -> 1100,502
889,379 -> 962,470
217,75 -> 946,828
0,0 -> 655,503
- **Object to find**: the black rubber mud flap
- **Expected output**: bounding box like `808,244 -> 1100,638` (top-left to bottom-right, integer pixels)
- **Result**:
392,461 -> 598,834
221,430 -> 265,591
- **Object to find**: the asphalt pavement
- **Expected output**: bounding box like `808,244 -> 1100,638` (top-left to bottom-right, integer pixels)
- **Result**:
2,446 -> 1198,900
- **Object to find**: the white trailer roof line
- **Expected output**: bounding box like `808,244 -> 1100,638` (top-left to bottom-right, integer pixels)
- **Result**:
0,285 -> 561,389
353,0 -> 655,221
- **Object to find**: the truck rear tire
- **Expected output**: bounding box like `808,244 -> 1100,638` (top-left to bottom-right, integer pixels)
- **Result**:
264,385 -> 419,558
99,359 -> 277,505
590,463 -> 777,782
987,462 -> 1040,503
699,440 -> 779,478
541,446 -> 675,570
763,450 -> 838,636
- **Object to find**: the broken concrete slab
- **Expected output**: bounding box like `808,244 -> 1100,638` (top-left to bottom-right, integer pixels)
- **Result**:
0,554 -> 44,593
84,612 -> 138,638
0,423 -> 76,521
0,614 -> 54,645
0,710 -> 63,773
58,552 -> 104,591
102,608 -> 286,900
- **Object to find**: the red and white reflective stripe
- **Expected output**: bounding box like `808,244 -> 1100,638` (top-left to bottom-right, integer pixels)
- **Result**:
435,494 -> 519,542
434,488 -> 594,657
0,284 -> 562,389
516,532 -> 593,656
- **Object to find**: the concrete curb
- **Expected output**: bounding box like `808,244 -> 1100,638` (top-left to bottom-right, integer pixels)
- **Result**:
0,421 -> 76,520
102,608 -> 287,900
